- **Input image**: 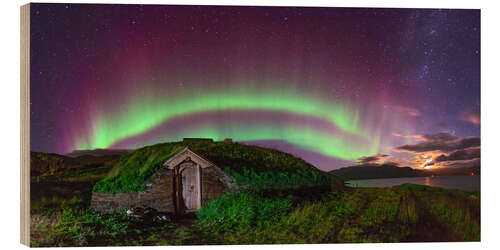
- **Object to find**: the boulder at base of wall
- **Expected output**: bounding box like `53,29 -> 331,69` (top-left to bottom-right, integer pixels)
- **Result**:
125,206 -> 171,223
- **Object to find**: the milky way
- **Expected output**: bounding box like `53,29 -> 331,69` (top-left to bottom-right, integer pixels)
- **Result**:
30,4 -> 480,170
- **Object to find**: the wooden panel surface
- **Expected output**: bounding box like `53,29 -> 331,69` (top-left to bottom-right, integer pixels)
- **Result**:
180,163 -> 199,210
20,3 -> 31,246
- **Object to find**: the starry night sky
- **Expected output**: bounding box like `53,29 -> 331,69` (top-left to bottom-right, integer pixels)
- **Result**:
30,3 -> 480,171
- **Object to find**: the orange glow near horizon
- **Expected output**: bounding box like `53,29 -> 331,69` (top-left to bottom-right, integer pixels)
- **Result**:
421,158 -> 433,169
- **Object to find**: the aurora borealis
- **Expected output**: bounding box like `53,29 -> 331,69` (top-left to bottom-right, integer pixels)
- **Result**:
30,4 -> 480,171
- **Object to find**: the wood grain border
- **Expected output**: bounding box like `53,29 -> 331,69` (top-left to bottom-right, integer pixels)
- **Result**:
20,3 -> 30,246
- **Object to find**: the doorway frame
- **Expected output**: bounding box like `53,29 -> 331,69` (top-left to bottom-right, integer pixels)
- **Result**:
172,159 -> 202,214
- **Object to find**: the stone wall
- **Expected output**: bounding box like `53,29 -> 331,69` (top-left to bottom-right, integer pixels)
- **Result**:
91,168 -> 175,213
201,167 -> 238,205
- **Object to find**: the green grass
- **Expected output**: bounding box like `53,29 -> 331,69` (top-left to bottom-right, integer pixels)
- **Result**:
193,185 -> 480,244
31,208 -> 141,247
30,180 -> 94,214
196,191 -> 293,231
93,141 -> 335,194
397,183 -> 480,241
30,206 -> 182,247
92,143 -> 184,193
224,167 -> 331,190
31,183 -> 480,246
194,189 -> 411,244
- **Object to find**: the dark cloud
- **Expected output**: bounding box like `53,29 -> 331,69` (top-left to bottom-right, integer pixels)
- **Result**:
438,158 -> 480,168
395,132 -> 479,153
419,132 -> 458,142
435,147 -> 480,162
349,161 -> 401,168
357,154 -> 390,164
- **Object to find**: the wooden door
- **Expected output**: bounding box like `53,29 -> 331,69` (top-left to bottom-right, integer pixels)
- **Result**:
180,162 -> 200,211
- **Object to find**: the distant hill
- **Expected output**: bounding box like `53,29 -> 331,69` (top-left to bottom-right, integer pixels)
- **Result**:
329,164 -> 424,181
30,152 -> 122,177
66,149 -> 132,158
329,163 -> 480,181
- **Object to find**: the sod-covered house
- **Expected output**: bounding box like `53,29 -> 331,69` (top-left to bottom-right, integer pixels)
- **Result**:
91,147 -> 238,214
91,140 -> 339,215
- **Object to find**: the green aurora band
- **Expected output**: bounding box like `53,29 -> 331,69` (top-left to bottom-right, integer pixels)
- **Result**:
140,124 -> 380,161
77,87 -> 377,160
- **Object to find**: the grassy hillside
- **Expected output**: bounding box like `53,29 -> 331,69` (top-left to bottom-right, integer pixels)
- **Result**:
66,149 -> 133,158
31,152 -> 69,177
30,152 -> 126,214
93,141 -> 339,194
31,152 -> 123,179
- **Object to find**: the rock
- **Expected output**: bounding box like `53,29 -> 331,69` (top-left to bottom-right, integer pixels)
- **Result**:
125,206 -> 171,223
156,215 -> 169,222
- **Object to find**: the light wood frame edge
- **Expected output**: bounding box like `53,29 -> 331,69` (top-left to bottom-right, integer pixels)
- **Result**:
20,3 -> 30,246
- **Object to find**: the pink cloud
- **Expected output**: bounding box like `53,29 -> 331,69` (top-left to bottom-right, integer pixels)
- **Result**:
460,110 -> 480,126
